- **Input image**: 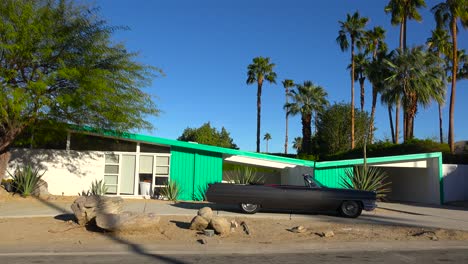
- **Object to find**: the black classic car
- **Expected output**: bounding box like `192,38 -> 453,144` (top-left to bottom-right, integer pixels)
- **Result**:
205,175 -> 376,218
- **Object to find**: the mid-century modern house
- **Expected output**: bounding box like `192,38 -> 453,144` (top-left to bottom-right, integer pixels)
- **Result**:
8,127 -> 457,205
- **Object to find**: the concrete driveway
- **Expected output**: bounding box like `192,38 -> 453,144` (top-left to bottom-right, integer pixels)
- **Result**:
1,197 -> 468,231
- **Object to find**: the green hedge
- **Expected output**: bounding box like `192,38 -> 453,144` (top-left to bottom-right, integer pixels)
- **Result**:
320,139 -> 466,164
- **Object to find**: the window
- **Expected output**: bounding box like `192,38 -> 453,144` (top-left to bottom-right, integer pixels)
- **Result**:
154,155 -> 170,189
104,154 -> 119,194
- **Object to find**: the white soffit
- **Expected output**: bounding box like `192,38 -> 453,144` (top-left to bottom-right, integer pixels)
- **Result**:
223,155 -> 298,169
372,160 -> 428,168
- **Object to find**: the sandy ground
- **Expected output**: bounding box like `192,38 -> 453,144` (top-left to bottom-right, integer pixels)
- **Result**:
1,188 -> 468,248
1,215 -> 468,249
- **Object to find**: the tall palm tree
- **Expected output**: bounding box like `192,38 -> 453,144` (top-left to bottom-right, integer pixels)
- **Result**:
292,137 -> 302,153
285,81 -> 329,154
385,0 -> 426,143
337,11 -> 368,150
432,0 -> 468,154
246,57 -> 277,152
263,133 -> 272,153
282,79 -> 294,154
364,26 -> 388,143
384,47 -> 446,140
348,53 -> 369,112
427,27 -> 452,143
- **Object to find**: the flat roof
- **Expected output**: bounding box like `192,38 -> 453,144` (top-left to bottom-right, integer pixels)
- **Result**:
72,126 -> 316,167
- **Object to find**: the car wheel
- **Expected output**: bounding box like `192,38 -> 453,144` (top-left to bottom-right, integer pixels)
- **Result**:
240,203 -> 260,214
340,201 -> 362,218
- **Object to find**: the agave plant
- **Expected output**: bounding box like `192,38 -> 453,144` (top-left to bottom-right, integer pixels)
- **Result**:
341,165 -> 391,199
159,180 -> 181,202
79,179 -> 108,196
9,164 -> 46,197
89,179 -> 108,196
225,167 -> 264,185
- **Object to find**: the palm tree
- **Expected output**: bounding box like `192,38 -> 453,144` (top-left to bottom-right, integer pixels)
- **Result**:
282,79 -> 294,154
427,27 -> 452,143
432,0 -> 468,154
364,27 -> 388,143
246,57 -> 277,152
292,137 -> 302,153
348,53 -> 369,112
263,133 -> 272,153
384,47 -> 446,140
385,0 -> 427,143
337,11 -> 368,150
285,81 -> 329,154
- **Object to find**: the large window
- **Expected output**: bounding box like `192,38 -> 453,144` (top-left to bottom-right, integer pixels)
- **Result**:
104,152 -> 171,196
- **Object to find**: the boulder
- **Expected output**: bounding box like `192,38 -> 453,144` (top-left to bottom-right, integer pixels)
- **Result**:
190,215 -> 209,231
209,216 -> 230,235
197,207 -> 213,222
95,211 -> 160,232
290,226 -> 307,233
32,179 -> 50,197
71,196 -> 123,226
324,230 -> 335,237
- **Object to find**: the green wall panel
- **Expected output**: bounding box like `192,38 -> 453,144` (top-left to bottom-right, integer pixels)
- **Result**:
170,147 -> 223,201
170,147 -> 195,201
194,151 -> 223,200
314,166 -> 353,188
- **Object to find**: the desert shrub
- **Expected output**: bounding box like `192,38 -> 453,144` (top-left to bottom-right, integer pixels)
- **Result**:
79,179 -> 108,196
9,164 -> 46,197
159,180 -> 181,202
341,166 -> 391,199
225,167 -> 264,184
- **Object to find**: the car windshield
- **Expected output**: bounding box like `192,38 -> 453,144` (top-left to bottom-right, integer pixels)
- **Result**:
304,174 -> 325,188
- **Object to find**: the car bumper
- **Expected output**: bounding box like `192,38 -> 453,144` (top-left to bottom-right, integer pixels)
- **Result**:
363,200 -> 377,211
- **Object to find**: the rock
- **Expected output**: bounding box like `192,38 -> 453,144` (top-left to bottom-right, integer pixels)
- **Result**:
95,211 -> 160,232
71,196 -> 90,226
204,229 -> 215,237
209,216 -> 230,235
189,215 -> 209,231
290,226 -> 307,233
96,196 -> 123,214
198,239 -> 208,244
430,235 -> 439,241
32,179 -> 50,197
71,196 -> 123,226
197,207 -> 213,222
230,220 -> 239,229
240,221 -> 251,235
324,231 -> 335,237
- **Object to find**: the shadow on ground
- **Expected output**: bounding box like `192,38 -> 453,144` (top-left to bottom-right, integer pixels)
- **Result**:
34,196 -> 189,264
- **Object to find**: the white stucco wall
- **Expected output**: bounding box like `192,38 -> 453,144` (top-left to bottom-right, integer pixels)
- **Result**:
376,157 -> 440,205
8,148 -> 105,196
281,166 -> 314,186
443,164 -> 468,202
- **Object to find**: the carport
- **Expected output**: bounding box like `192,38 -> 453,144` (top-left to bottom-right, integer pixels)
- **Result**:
314,153 -> 443,205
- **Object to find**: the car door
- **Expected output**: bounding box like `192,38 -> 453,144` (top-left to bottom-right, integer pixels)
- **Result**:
280,186 -> 322,211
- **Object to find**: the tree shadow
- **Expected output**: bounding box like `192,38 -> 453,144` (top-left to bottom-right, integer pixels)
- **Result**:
33,196 -> 188,264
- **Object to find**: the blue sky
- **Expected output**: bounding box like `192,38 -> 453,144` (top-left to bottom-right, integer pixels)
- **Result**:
93,0 -> 467,153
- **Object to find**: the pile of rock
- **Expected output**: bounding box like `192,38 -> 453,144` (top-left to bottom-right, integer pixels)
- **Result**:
71,196 -> 159,232
189,207 -> 234,236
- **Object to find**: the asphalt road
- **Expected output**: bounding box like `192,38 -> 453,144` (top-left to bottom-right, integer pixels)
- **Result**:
1,249 -> 467,264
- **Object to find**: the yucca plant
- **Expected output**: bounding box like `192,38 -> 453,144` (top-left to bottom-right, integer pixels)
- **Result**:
159,180 -> 181,202
89,179 -> 108,196
9,165 -> 46,197
225,167 -> 264,185
341,166 -> 391,199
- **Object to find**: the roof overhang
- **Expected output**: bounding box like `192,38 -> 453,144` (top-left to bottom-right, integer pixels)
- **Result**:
223,155 -> 299,169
